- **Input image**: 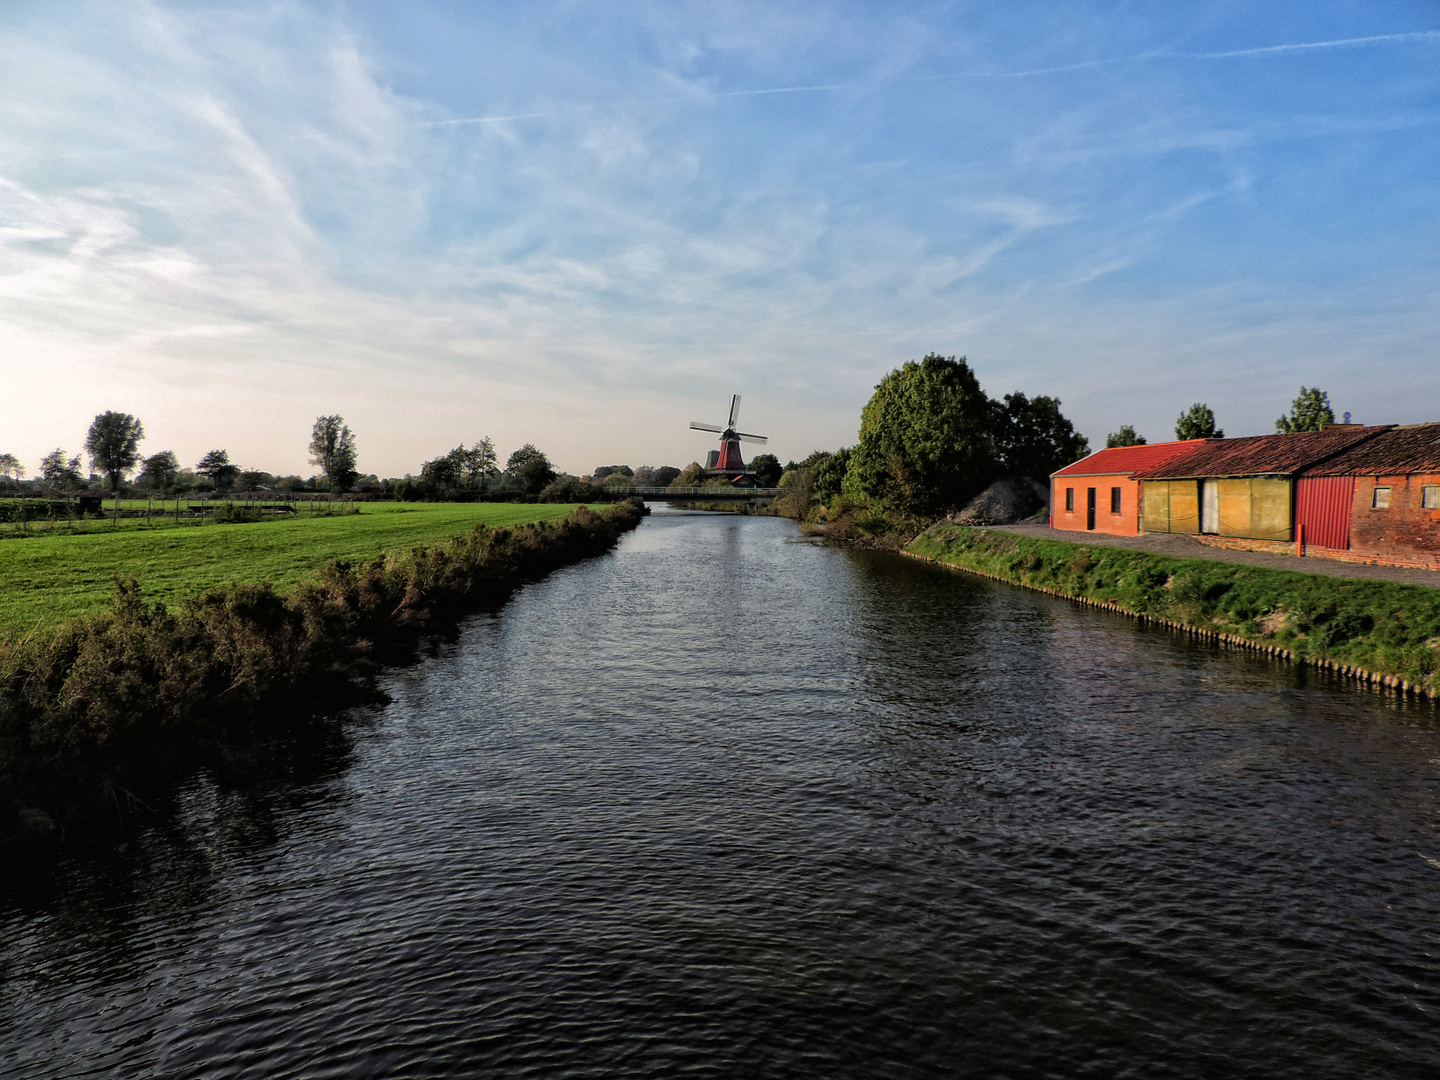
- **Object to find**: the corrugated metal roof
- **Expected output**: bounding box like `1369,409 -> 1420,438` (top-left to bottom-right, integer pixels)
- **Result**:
1051,440 -> 1208,478
1131,426 -> 1389,480
1300,423 -> 1440,476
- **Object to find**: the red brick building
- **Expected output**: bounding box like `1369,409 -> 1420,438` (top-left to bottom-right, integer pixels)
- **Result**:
1050,441 -> 1205,536
1297,423 -> 1440,568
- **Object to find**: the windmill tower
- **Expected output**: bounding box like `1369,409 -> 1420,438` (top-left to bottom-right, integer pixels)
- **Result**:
690,394 -> 768,482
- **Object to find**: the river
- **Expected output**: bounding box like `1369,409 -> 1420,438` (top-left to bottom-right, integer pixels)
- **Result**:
2,511 -> 1437,1078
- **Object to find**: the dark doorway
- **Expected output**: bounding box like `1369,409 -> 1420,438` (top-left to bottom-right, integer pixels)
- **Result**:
1086,487 -> 1096,530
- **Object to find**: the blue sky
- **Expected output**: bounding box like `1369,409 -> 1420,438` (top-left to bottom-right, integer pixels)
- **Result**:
1,1 -> 1437,477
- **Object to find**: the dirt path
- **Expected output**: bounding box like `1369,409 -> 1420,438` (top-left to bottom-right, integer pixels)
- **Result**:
991,523 -> 1440,589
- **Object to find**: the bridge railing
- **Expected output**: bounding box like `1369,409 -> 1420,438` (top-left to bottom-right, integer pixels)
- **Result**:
626,485 -> 782,498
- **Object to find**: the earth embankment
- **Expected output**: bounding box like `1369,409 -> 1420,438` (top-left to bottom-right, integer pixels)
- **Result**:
908,524 -> 1440,699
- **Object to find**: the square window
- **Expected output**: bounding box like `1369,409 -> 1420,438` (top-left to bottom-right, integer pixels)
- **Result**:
1372,486 -> 1392,509
1065,487 -> 1074,512
1110,487 -> 1122,514
1423,486 -> 1440,510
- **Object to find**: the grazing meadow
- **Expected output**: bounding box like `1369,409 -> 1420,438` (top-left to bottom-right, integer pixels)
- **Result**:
0,502 -> 586,635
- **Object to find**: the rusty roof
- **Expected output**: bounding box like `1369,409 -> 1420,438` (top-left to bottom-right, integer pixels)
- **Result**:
1051,440 -> 1207,478
1131,426 -> 1389,480
1300,423 -> 1440,477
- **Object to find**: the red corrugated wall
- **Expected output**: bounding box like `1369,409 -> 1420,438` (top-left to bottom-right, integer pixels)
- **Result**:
1295,476 -> 1355,549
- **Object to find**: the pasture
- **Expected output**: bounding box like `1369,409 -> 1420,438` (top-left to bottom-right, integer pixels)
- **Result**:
0,502 -> 586,635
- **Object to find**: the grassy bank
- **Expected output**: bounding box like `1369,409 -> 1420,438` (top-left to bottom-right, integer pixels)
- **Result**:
0,502 -> 583,635
0,501 -> 645,846
909,524 -> 1440,697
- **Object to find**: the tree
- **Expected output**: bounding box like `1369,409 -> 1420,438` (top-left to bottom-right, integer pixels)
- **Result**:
138,451 -> 180,491
991,392 -> 1089,479
1174,403 -> 1224,441
419,452 -> 461,491
463,437 -> 499,488
308,415 -> 358,492
845,354 -> 996,516
1275,386 -> 1336,433
506,444 -> 557,494
1105,426 -> 1147,448
197,450 -> 240,491
40,449 -> 84,490
748,453 -> 783,487
802,448 -> 851,504
85,411 -> 144,498
0,453 -> 23,481
650,466 -> 681,487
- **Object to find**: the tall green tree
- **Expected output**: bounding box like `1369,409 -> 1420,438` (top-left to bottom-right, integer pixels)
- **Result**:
506,444 -> 557,494
309,415 -> 359,492
747,453 -> 783,487
197,449 -> 240,491
138,451 -> 180,490
1275,386 -> 1336,433
845,354 -> 996,515
85,411 -> 144,501
0,453 -> 23,481
1174,403 -> 1224,441
1105,426 -> 1146,448
991,392 -> 1089,478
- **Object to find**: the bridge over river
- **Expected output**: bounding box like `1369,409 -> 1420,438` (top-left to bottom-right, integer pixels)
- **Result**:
626,485 -> 782,503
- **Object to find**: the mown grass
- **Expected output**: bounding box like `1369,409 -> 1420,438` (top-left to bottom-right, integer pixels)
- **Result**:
0,502 -> 584,636
910,524 -> 1440,694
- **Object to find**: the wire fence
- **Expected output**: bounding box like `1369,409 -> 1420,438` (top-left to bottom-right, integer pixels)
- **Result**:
0,492 -> 361,535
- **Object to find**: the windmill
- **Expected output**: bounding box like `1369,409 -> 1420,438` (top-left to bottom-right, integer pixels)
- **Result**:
690,394 -> 768,482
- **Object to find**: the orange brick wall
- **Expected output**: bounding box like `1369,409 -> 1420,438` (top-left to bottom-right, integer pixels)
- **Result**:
1050,476 -> 1141,536
1350,474 -> 1440,557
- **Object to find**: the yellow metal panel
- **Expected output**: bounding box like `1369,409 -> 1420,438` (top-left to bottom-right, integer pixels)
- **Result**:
1141,482 -> 1170,532
1249,478 -> 1292,540
1169,481 -> 1200,534
1217,479 -> 1252,537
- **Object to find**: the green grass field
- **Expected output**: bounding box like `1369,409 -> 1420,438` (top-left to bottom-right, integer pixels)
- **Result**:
0,502 -> 585,636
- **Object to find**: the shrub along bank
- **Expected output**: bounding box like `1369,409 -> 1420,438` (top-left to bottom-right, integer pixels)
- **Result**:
909,525 -> 1440,698
0,501 -> 645,847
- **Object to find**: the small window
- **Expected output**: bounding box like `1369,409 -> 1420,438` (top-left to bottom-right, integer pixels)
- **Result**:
1110,487 -> 1122,514
1372,486 -> 1392,509
1423,485 -> 1440,509
1065,487 -> 1074,512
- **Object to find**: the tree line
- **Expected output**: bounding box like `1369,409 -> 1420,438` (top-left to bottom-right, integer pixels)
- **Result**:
1103,386 -> 1339,448
775,354 -> 1346,531
0,413 -> 363,501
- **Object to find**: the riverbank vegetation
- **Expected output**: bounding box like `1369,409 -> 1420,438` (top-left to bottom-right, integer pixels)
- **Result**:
0,500 -> 646,848
910,525 -> 1440,695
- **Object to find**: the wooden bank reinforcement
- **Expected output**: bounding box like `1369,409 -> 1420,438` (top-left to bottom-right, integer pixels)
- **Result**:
902,549 -> 1437,702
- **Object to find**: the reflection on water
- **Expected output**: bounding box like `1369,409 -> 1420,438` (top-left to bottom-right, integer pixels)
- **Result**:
3,511 -> 1438,1079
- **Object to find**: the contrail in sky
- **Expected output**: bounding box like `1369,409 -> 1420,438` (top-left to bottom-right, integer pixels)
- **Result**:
425,30 -> 1438,126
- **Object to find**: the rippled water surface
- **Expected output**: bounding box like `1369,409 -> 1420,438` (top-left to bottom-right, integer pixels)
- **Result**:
3,512 -> 1439,1078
